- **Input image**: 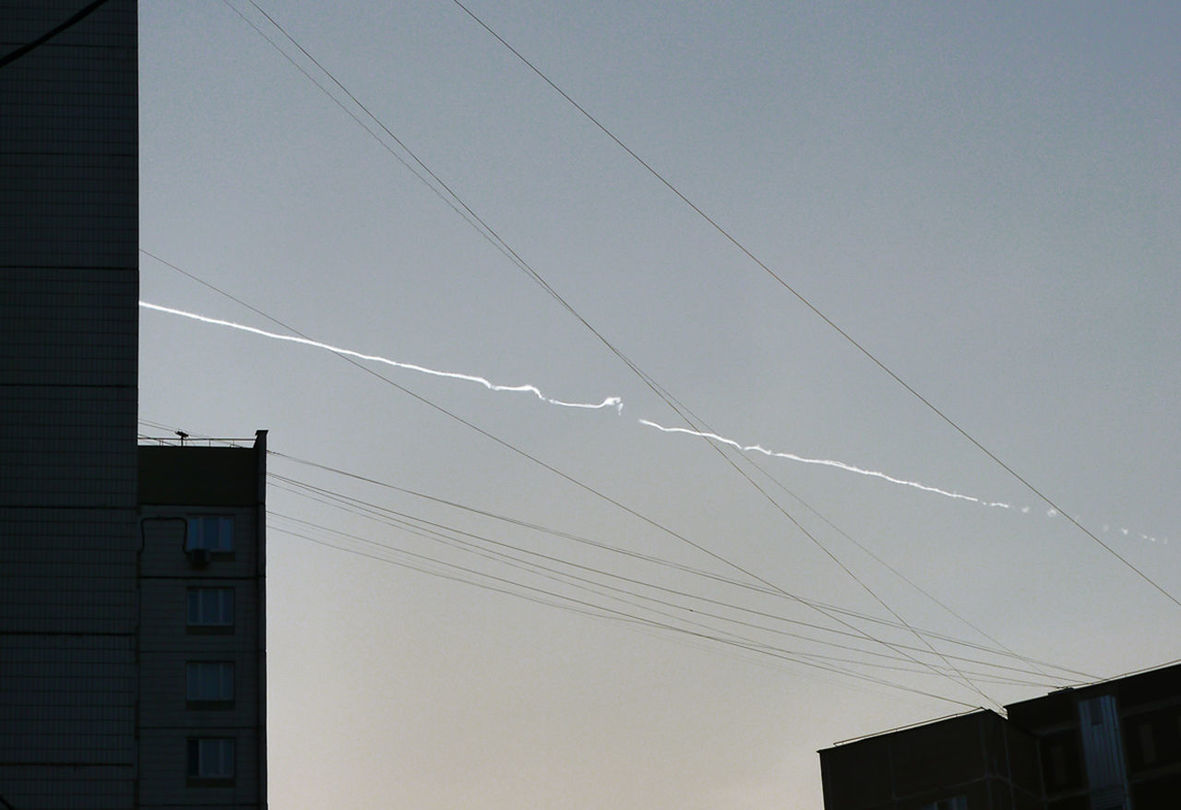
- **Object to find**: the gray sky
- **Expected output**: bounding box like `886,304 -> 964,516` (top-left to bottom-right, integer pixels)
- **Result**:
138,2 -> 1180,807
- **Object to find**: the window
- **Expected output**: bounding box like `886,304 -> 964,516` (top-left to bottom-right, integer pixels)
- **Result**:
187,516 -> 234,553
1041,729 -> 1085,790
1133,718 -> 1157,766
187,737 -> 235,781
186,661 -> 234,704
187,588 -> 234,628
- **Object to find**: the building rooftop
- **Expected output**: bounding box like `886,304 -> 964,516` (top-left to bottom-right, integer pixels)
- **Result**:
138,430 -> 266,506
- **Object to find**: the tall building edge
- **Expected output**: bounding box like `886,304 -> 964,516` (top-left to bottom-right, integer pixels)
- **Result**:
1,1 -> 140,807
256,429 -> 268,810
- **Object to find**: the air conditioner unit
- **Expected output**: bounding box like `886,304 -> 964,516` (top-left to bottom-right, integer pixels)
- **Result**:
187,547 -> 212,568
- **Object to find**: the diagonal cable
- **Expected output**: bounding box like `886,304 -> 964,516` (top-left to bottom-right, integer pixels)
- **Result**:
218,3 -> 1007,701
447,0 -> 1178,610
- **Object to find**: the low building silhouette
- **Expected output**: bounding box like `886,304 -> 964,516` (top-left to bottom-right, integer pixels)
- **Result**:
137,435 -> 268,807
819,662 -> 1181,810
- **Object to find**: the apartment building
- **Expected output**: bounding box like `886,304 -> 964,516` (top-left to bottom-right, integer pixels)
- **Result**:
1,0 -> 140,806
137,436 -> 268,808
1006,664 -> 1181,810
819,662 -> 1181,810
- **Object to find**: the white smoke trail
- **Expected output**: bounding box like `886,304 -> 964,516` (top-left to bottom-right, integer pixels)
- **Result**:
638,419 -> 1014,509
144,301 -> 1168,542
140,302 -> 623,413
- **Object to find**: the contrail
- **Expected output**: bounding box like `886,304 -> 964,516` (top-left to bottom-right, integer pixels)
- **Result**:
638,421 -> 1169,540
143,301 -> 1169,543
638,419 -> 1014,508
140,302 -> 623,412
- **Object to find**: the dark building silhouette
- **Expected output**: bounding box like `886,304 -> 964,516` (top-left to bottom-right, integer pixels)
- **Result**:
1,1 -> 140,805
137,437 -> 268,807
1006,664 -> 1181,810
0,1 -> 267,807
819,710 -> 1042,810
819,663 -> 1181,810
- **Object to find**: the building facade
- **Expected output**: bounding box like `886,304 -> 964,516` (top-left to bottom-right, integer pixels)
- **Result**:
819,710 -> 1043,810
819,663 -> 1181,810
1005,665 -> 1181,810
1,1 -> 140,806
138,436 -> 268,809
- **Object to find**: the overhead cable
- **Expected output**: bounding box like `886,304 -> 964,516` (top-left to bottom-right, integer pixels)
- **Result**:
217,4 -> 1009,701
142,243 -> 985,698
446,0 -> 1178,609
268,484 -> 1073,688
0,0 -> 111,70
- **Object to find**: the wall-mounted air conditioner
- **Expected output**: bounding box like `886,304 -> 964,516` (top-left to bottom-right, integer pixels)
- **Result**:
187,547 -> 212,568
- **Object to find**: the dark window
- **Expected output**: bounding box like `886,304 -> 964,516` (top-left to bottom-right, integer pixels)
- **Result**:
187,515 -> 234,552
1139,721 -> 1158,766
186,737 -> 235,780
1124,708 -> 1181,771
187,588 -> 234,628
186,661 -> 234,705
1050,744 -> 1068,783
1041,731 -> 1084,791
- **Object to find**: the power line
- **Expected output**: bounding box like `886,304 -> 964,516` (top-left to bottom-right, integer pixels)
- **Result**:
215,4 -> 1009,701
267,442 -> 995,703
268,456 -> 1087,685
446,0 -> 1179,610
278,516 -> 1054,689
739,454 -> 1068,682
144,241 -> 1003,702
0,0 -> 111,70
268,476 -> 1074,688
272,524 -> 983,708
217,0 -> 523,271
208,8 -> 1163,727
138,416 -> 1090,687
142,249 -> 781,597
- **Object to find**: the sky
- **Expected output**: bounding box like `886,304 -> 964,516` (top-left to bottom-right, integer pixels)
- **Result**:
137,2 -> 1180,807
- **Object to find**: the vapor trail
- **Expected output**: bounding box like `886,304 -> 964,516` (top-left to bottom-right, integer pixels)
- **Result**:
140,302 -> 623,412
638,420 -> 1013,508
145,301 -> 1165,538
